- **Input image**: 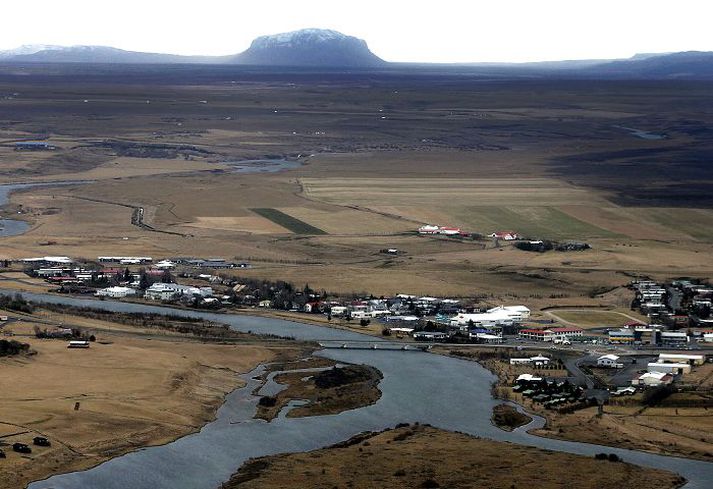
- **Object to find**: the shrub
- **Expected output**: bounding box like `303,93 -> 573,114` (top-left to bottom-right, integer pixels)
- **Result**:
258,396 -> 277,407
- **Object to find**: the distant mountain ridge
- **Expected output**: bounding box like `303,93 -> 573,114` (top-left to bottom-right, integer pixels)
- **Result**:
1,45 -> 226,64
0,29 -> 384,67
0,30 -> 712,78
579,51 -> 713,78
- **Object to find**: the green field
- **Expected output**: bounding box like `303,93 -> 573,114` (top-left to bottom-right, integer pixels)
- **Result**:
454,206 -> 620,240
251,208 -> 327,235
641,208 -> 713,242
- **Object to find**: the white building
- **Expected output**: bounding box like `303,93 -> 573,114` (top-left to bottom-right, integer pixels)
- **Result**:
155,260 -> 176,269
144,283 -> 212,301
451,305 -> 530,327
657,353 -> 705,366
647,362 -> 692,375
417,225 -> 461,236
95,286 -> 137,298
98,256 -> 152,264
597,354 -> 623,368
510,355 -> 550,366
660,331 -> 689,345
23,256 -> 74,265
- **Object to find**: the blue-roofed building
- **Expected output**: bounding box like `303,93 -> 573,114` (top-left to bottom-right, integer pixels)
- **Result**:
14,141 -> 56,151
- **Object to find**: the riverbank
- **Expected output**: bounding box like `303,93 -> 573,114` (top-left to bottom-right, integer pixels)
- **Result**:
0,308 -> 306,489
438,346 -> 713,462
255,361 -> 383,421
224,424 -> 686,489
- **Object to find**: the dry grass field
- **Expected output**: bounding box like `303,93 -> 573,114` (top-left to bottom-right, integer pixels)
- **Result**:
545,309 -> 642,328
534,403 -> 713,463
225,424 -> 685,489
0,309 -> 299,489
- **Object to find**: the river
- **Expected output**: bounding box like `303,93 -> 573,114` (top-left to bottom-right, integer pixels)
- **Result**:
6,291 -> 710,489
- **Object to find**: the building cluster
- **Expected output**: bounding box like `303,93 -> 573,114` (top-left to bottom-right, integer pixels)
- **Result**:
617,279 -> 713,346
632,353 -> 706,387
417,224 -> 463,236
18,255 -> 248,307
417,224 -> 522,242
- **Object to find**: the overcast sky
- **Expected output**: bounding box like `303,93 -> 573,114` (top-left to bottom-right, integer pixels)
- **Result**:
0,1 -> 711,63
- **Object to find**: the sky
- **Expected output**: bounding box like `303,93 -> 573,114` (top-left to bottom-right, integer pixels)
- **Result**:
0,1 -> 711,63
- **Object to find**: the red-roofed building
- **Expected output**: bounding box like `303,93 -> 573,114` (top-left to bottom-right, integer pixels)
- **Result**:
518,329 -> 554,341
519,326 -> 583,342
101,268 -> 125,275
47,276 -> 82,284
550,327 -> 584,338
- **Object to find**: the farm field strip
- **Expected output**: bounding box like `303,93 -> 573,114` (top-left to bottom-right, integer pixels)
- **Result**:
300,177 -> 611,207
250,208 -> 327,235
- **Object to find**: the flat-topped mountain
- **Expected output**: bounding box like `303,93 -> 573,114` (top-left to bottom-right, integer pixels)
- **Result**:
231,28 -> 385,67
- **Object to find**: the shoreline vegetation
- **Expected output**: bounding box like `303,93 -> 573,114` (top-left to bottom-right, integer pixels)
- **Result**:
491,403 -> 532,431
222,424 -> 686,489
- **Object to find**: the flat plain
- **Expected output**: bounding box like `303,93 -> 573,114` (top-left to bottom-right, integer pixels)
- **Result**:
0,66 -> 711,304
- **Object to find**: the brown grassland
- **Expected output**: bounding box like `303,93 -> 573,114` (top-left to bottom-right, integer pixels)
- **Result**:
224,424 -> 685,489
0,307 -> 305,489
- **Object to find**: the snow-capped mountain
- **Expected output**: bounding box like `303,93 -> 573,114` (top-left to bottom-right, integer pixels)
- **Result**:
232,28 -> 385,67
0,44 -> 64,59
3,45 -> 225,64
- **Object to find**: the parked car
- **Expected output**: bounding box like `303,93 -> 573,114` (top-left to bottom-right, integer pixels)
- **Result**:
33,436 -> 51,447
12,443 -> 31,454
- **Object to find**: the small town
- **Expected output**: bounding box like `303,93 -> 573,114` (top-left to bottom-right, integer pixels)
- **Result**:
4,255 -> 712,399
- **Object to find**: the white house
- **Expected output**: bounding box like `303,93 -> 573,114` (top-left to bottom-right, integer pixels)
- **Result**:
95,286 -> 137,298
632,371 -> 673,387
418,225 -> 440,234
597,354 -> 623,368
329,305 -> 347,316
